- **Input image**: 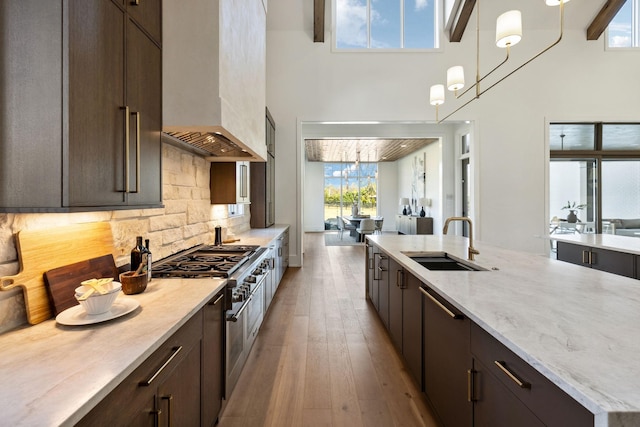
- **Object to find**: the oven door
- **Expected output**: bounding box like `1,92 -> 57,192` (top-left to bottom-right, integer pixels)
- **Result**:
244,275 -> 265,351
225,274 -> 266,397
226,308 -> 245,397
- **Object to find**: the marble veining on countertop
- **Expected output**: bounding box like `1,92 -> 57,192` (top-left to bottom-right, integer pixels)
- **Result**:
368,234 -> 640,427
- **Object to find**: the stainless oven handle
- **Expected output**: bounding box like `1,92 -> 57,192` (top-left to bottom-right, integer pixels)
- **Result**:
230,296 -> 252,322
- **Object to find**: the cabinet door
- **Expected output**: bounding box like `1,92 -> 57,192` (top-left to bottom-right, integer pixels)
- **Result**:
473,359 -> 544,427
377,253 -> 390,329
157,342 -> 202,427
68,0 -> 127,206
202,291 -> 225,426
125,18 -> 162,206
591,248 -> 635,278
422,286 -> 472,427
402,272 -> 423,389
388,258 -> 403,353
367,245 -> 378,309
556,242 -> 589,267
126,0 -> 161,43
408,217 -> 417,234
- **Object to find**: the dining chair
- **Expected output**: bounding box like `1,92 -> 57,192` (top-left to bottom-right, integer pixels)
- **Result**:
337,216 -> 356,240
356,218 -> 376,242
374,217 -> 384,234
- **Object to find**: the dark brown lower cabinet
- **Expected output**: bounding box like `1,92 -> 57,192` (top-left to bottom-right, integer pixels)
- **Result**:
556,241 -> 635,278
473,358 -> 544,427
386,258 -> 422,388
202,291 -> 225,426
471,323 -> 593,427
421,286 -> 472,427
78,311 -> 205,426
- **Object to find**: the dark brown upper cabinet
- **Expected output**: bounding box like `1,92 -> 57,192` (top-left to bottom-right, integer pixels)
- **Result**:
0,0 -> 162,212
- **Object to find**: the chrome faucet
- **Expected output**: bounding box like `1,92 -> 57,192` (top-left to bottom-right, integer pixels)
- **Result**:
442,217 -> 480,261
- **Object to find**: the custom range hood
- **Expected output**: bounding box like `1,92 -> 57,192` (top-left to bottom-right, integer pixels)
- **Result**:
162,0 -> 267,162
162,129 -> 255,161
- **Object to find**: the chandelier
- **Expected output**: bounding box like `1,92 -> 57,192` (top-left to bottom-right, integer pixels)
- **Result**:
430,0 -> 569,122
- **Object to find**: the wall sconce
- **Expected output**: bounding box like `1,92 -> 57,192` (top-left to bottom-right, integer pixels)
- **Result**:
400,198 -> 410,215
430,0 -> 569,122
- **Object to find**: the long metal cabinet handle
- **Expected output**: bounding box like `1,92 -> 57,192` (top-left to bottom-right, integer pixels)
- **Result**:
582,250 -> 589,264
210,293 -> 224,306
130,111 -> 141,193
419,287 -> 462,319
121,106 -> 130,193
140,346 -> 183,386
467,369 -> 475,402
494,360 -> 531,389
240,163 -> 248,198
161,395 -> 173,427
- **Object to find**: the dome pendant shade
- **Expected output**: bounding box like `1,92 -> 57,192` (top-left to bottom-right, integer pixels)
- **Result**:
496,10 -> 522,48
447,66 -> 465,92
429,84 -> 445,106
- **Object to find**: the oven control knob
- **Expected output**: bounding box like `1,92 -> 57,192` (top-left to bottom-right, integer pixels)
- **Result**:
232,292 -> 244,303
246,276 -> 257,283
252,268 -> 263,276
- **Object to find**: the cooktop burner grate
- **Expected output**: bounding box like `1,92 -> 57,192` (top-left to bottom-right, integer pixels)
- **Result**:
151,244 -> 262,278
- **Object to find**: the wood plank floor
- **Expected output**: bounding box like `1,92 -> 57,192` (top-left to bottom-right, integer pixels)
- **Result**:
218,232 -> 439,427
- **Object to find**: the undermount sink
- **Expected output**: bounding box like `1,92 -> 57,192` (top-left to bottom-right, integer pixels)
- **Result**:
403,252 -> 487,272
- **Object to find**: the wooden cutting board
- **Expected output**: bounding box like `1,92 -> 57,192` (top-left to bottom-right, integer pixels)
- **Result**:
0,222 -> 118,325
44,254 -> 119,316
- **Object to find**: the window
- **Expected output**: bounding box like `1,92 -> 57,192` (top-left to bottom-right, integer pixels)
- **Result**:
324,162 -> 378,228
335,0 -> 438,50
549,123 -> 640,236
607,0 -> 639,48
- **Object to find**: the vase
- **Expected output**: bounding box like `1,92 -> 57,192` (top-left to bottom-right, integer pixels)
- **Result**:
567,210 -> 578,223
351,204 -> 359,217
420,207 -> 425,217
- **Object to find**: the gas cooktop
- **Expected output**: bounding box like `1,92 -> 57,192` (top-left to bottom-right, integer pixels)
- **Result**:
151,244 -> 261,278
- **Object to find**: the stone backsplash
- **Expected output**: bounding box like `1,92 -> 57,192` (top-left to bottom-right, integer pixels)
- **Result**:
0,143 -> 249,333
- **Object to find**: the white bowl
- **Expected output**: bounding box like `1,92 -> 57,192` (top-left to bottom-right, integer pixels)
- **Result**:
74,281 -> 122,315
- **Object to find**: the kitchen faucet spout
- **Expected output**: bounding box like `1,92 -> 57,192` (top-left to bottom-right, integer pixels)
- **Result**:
442,216 -> 479,261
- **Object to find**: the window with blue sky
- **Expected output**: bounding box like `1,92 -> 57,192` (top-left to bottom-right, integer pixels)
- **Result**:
608,0 -> 638,48
335,0 -> 437,49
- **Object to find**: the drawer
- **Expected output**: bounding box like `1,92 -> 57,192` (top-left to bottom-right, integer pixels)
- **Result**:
78,311 -> 204,426
471,323 -> 593,427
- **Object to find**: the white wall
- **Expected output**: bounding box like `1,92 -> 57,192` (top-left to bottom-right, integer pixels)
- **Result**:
267,1 -> 640,263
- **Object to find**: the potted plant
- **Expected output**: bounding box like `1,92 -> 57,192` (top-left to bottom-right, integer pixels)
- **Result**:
561,201 -> 586,223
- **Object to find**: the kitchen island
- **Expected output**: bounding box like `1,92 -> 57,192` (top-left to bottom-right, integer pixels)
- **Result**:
368,234 -> 640,427
0,226 -> 287,426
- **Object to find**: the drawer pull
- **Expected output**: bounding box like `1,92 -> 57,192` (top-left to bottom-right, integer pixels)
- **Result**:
162,395 -> 173,427
420,287 -> 463,319
210,293 -> 224,306
467,369 -> 475,402
140,346 -> 183,386
494,360 -> 531,389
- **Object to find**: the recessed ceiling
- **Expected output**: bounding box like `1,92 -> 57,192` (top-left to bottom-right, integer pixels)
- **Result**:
304,138 -> 438,162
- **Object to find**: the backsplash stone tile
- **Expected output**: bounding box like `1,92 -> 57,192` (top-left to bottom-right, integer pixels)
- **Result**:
0,143 -> 249,334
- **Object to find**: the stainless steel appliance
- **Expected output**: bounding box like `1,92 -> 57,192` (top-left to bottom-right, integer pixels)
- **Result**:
151,243 -> 269,398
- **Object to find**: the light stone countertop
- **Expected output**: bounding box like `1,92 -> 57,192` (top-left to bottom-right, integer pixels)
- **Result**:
0,226 -> 288,427
368,234 -> 640,427
550,233 -> 640,256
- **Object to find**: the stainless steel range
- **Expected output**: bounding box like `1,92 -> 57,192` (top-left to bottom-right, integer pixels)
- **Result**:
151,243 -> 273,399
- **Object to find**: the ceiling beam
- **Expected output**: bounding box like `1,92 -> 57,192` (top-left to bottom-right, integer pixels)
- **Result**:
314,0 -> 325,43
449,0 -> 476,42
587,0 -> 627,41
